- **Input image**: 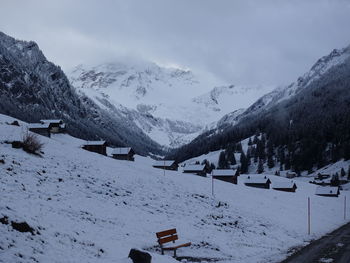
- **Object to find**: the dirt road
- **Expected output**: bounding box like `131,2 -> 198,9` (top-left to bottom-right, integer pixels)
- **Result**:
282,222 -> 350,263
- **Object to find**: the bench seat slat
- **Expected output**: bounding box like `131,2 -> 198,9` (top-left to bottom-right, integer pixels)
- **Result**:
156,228 -> 177,238
162,242 -> 191,250
158,234 -> 178,244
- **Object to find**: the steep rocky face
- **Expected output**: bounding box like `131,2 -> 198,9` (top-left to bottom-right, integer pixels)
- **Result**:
0,31 -> 162,155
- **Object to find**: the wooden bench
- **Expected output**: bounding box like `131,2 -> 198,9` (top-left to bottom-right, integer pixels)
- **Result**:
156,228 -> 191,257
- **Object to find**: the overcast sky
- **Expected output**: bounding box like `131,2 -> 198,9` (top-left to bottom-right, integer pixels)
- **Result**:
1,0 -> 350,86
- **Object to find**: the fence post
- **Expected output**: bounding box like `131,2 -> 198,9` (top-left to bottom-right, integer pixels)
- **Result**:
344,196 -> 347,220
211,172 -> 214,197
308,197 -> 311,235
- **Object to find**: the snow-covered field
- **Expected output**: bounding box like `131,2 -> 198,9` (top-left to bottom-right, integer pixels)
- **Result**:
1,114 -> 350,263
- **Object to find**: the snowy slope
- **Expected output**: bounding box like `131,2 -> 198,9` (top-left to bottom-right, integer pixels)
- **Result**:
1,114 -> 350,263
70,63 -> 274,148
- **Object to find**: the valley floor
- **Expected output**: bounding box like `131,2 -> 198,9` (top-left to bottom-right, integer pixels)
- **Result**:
0,114 -> 350,263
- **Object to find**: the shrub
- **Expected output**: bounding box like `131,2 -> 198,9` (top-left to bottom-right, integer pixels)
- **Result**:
22,132 -> 44,154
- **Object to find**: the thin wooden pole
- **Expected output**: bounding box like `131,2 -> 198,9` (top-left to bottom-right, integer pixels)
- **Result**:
308,197 -> 311,235
163,160 -> 165,176
211,172 -> 214,197
344,196 -> 347,220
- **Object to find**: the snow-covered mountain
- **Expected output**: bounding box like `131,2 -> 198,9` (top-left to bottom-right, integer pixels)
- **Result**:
1,113 -> 349,263
70,63 -> 274,147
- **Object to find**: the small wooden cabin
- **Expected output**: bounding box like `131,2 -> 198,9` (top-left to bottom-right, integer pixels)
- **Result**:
272,181 -> 297,192
82,141 -> 107,155
316,173 -> 330,180
212,169 -> 239,184
286,172 -> 297,179
244,176 -> 271,189
183,164 -> 206,177
315,186 -> 340,197
153,160 -> 178,171
111,147 -> 135,161
40,119 -> 65,133
28,123 -> 51,137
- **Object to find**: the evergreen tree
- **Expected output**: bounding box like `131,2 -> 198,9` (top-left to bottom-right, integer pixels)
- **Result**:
267,155 -> 275,169
240,151 -> 248,174
347,165 -> 350,180
257,159 -> 264,174
331,173 -> 340,186
235,142 -> 243,152
341,168 -> 346,177
248,137 -> 253,146
218,151 -> 228,169
253,134 -> 259,144
225,146 -> 236,165
267,140 -> 274,168
285,154 -> 291,170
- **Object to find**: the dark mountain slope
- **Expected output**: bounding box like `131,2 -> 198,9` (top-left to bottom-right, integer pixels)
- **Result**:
0,31 -> 162,155
169,46 -> 350,172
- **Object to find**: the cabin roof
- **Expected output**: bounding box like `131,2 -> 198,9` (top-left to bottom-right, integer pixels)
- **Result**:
28,123 -> 50,129
315,186 -> 339,195
40,119 -> 63,124
272,181 -> 296,189
112,147 -> 133,155
245,176 -> 271,184
83,141 -> 106,146
183,164 -> 206,171
212,169 -> 237,176
153,160 -> 176,167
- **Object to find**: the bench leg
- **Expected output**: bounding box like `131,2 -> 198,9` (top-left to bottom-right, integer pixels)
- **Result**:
161,249 -> 164,255
174,249 -> 177,258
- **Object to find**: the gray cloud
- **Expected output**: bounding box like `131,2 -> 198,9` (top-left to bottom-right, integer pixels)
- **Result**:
1,0 -> 350,86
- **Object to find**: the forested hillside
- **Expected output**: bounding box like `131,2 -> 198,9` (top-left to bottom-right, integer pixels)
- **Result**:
169,46 -> 350,174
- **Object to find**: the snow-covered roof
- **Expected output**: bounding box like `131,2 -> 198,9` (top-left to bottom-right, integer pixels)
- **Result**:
245,176 -> 270,184
315,186 -> 339,195
212,169 -> 237,176
183,164 -> 205,171
153,160 -> 176,167
40,119 -> 63,124
28,123 -> 50,129
83,141 -> 106,146
111,147 -> 133,155
272,181 -> 296,189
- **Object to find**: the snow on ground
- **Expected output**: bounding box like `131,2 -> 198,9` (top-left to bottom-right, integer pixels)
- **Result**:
1,114 -> 350,263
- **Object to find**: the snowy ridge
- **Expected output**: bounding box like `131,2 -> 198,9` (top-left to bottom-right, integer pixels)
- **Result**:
241,45 -> 350,118
1,113 -> 350,263
70,63 -> 275,148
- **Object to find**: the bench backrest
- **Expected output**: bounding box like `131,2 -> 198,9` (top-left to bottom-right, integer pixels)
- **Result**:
156,228 -> 178,244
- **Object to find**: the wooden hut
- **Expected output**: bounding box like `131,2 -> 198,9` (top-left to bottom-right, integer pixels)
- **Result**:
315,173 -> 330,180
244,176 -> 271,189
40,119 -> 66,133
315,186 -> 340,197
286,172 -> 297,179
28,123 -> 51,137
272,181 -> 297,192
183,164 -> 206,177
82,141 -> 107,155
111,147 -> 135,161
212,169 -> 239,184
153,160 -> 178,171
